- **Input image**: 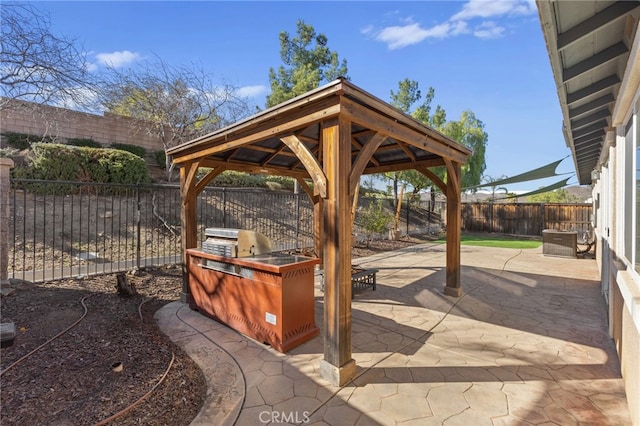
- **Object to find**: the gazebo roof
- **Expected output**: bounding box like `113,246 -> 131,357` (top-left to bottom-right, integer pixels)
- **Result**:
167,78 -> 471,186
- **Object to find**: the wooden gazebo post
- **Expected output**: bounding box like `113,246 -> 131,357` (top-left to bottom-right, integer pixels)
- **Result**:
417,163 -> 463,296
319,117 -> 356,386
444,160 -> 462,296
179,162 -> 226,303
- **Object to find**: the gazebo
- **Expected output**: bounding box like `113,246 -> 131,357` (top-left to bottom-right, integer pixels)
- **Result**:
167,78 -> 471,386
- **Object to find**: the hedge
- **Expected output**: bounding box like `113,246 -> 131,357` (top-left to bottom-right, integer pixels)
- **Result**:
26,143 -> 150,185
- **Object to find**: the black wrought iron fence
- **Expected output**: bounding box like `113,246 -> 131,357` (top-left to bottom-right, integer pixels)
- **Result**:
8,180 -> 315,282
8,179 -> 448,282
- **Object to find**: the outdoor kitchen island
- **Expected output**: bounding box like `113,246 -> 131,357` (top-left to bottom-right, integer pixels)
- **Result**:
186,233 -> 320,352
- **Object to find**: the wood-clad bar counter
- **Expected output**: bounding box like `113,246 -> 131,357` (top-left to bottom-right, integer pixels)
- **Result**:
186,249 -> 320,352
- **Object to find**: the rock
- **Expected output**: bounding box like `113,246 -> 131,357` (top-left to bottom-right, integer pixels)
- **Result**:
1,286 -> 16,297
1,322 -> 16,343
8,278 -> 35,290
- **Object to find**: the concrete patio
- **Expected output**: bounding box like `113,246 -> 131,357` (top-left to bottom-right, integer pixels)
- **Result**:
155,242 -> 632,425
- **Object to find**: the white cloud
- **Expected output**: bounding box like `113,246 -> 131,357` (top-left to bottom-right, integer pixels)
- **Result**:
372,0 -> 535,49
377,21 -> 471,49
361,24 -> 374,36
451,0 -> 536,21
85,61 -> 98,73
95,50 -> 141,68
473,21 -> 506,39
236,85 -> 267,99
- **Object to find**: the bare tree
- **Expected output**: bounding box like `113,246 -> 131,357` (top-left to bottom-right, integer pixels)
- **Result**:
1,2 -> 96,110
99,57 -> 250,178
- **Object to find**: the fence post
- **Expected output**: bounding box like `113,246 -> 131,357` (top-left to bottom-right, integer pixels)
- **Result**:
406,198 -> 410,235
295,192 -> 301,250
135,186 -> 141,269
488,202 -> 494,233
0,159 -> 14,283
222,187 -> 227,227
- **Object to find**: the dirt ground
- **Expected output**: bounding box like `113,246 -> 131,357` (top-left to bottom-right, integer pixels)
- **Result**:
0,235 -> 434,425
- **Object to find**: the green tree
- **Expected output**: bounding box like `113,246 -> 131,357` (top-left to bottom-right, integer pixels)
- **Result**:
527,188 -> 579,203
266,20 -> 348,108
385,79 -> 436,205
383,79 -> 488,204
440,110 -> 488,190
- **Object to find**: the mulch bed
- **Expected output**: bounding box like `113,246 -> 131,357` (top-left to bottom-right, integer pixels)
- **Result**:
0,234 -> 435,425
0,267 -> 205,426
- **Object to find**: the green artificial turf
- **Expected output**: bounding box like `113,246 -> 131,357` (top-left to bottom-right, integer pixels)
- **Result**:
435,234 -> 542,249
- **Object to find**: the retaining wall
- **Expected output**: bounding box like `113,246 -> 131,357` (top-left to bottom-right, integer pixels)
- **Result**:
0,98 -> 164,152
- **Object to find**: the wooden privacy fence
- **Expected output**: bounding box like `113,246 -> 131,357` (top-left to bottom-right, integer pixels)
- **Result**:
461,202 -> 592,237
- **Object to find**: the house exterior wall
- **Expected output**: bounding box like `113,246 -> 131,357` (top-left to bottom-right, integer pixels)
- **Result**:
594,38 -> 640,423
0,98 -> 165,153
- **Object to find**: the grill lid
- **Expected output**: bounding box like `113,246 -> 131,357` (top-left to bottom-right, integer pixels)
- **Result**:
203,228 -> 272,257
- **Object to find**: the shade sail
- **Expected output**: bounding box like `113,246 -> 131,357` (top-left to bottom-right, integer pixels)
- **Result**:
497,177 -> 573,200
467,157 -> 570,190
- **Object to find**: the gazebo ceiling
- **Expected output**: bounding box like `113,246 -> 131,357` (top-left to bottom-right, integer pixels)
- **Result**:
167,78 -> 471,182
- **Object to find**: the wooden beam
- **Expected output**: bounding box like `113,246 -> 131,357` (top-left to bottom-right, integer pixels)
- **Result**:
194,166 -> 226,195
261,141 -> 293,167
320,117 -> 356,386
416,166 -> 446,193
352,129 -> 376,139
171,100 -> 341,164
444,158 -> 461,194
557,1 -> 639,51
351,182 -> 360,229
199,158 -> 310,180
314,198 -> 323,261
562,42 -> 628,83
340,97 -> 470,163
572,120 -> 608,139
444,160 -> 462,297
396,140 -> 416,161
180,162 -> 199,304
349,131 -> 387,194
295,176 -> 319,203
568,94 -> 614,119
181,160 -> 200,199
281,135 -> 327,199
566,74 -> 619,105
313,128 -> 325,261
363,157 -> 446,175
570,108 -> 611,130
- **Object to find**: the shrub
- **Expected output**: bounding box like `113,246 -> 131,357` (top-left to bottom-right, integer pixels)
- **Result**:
110,143 -> 147,158
265,176 -> 295,191
203,170 -> 296,190
1,132 -> 53,150
153,150 -> 166,167
26,143 -> 150,185
67,138 -> 102,148
358,199 -> 392,246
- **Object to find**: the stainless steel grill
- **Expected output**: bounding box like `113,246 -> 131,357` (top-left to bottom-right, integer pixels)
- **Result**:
202,228 -> 272,258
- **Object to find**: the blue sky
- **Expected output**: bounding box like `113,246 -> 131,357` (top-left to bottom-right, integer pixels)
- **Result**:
30,0 -> 575,192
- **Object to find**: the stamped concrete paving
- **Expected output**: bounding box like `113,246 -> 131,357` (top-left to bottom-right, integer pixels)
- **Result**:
155,243 -> 632,425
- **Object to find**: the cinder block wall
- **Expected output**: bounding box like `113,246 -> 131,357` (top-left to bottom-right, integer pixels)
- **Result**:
0,99 -> 164,152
